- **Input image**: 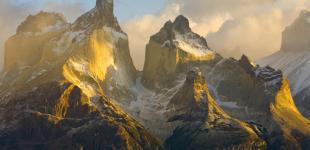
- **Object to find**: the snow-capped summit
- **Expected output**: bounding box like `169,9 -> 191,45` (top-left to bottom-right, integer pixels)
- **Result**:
156,15 -> 211,56
142,15 -> 221,89
168,15 -> 192,33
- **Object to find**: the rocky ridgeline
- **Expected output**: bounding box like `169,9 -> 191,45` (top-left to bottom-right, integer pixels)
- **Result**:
260,10 -> 310,118
209,55 -> 310,149
1,0 -> 310,149
1,0 -> 136,102
142,15 -> 222,90
165,68 -> 266,149
0,0 -> 161,149
281,10 -> 310,52
0,82 -> 161,149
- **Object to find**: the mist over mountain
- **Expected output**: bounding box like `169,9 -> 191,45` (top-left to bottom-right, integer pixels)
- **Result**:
260,10 -> 310,118
0,0 -> 310,150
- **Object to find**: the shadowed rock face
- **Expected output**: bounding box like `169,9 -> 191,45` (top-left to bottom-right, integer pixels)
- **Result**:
4,11 -> 68,72
1,0 -> 136,102
281,10 -> 310,52
73,0 -> 121,32
0,1 -> 159,149
209,55 -> 310,149
142,15 -> 221,90
259,10 -> 310,118
165,68 -> 266,150
0,82 -> 162,150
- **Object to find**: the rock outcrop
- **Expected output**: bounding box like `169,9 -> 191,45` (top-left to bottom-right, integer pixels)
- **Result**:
142,15 -> 221,90
0,1 -> 162,149
4,11 -> 68,72
259,10 -> 310,117
281,10 -> 310,52
2,1 -> 310,149
165,68 -> 266,150
1,0 -> 136,102
209,55 -> 310,149
0,82 -> 162,150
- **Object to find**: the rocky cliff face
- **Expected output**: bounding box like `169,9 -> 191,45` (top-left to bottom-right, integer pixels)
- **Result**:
1,0 -> 136,102
4,11 -> 68,72
0,0 -> 162,149
142,15 -> 222,90
281,10 -> 310,52
0,82 -> 161,150
1,1 -> 310,149
165,68 -> 266,149
209,55 -> 310,149
259,10 -> 310,117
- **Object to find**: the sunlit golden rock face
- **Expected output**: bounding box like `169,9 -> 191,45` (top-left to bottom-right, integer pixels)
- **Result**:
208,55 -> 310,149
269,79 -> 310,149
142,15 -> 222,90
0,81 -> 162,149
0,0 -> 136,101
4,11 -> 68,72
165,68 -> 266,149
259,10 -> 310,118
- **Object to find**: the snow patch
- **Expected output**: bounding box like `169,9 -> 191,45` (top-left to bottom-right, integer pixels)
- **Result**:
23,21 -> 67,36
259,51 -> 310,95
103,26 -> 127,43
27,69 -> 47,82
173,32 -> 213,56
115,76 -> 184,139
208,84 -> 240,109
52,30 -> 85,54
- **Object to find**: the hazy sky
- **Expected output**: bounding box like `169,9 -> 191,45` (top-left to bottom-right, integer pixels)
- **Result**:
0,0 -> 309,70
0,0 -> 166,69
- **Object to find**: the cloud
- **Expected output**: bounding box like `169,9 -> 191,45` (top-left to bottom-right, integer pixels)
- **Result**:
207,8 -> 284,59
0,0 -> 90,69
124,0 -> 310,69
1,0 -> 309,70
206,0 -> 309,60
122,4 -> 180,70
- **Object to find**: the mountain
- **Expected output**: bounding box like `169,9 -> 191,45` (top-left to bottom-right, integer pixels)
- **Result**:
259,10 -> 310,117
1,0 -> 136,103
0,0 -> 162,149
165,68 -> 266,149
1,0 -> 310,149
208,55 -> 310,149
142,15 -> 222,90
0,82 -> 161,149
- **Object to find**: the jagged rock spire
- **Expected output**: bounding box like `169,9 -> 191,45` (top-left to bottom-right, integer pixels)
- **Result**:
73,0 -> 122,31
96,0 -> 113,13
173,15 -> 191,33
162,15 -> 191,34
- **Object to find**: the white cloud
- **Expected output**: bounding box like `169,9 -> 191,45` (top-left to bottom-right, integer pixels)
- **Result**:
0,0 -> 89,69
122,4 -> 180,70
123,0 -> 310,68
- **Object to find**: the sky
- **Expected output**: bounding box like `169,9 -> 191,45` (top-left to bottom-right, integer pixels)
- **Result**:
0,0 -> 309,70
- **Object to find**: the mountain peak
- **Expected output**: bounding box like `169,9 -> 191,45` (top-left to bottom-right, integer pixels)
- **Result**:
16,11 -> 66,34
238,54 -> 257,71
280,10 -> 310,51
172,15 -> 191,33
168,67 -> 230,122
96,0 -> 113,12
72,0 -> 121,31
